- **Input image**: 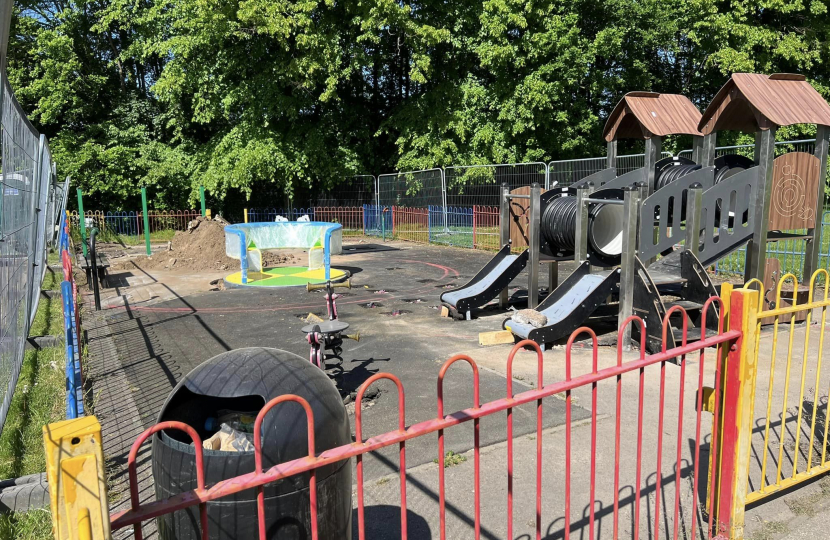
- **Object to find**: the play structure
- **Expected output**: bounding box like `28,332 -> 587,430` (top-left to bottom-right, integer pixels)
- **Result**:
442,74 -> 830,352
223,221 -> 347,287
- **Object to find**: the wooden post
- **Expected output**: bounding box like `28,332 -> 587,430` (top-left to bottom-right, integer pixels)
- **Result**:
744,128 -> 777,284
617,187 -> 640,349
803,124 -> 830,280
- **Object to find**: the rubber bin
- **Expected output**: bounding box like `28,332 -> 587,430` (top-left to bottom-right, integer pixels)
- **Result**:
152,347 -> 352,539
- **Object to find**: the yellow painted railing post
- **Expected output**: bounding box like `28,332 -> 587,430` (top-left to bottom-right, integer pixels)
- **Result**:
714,288 -> 759,540
43,416 -> 111,540
244,208 -> 248,223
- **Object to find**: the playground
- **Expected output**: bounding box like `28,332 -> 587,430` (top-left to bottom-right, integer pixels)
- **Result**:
85,236 -> 820,540
43,72 -> 830,540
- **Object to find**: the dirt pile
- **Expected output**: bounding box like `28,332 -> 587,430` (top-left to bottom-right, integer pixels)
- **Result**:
113,216 -> 299,272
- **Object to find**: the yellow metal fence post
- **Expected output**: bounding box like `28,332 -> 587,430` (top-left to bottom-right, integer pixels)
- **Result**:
714,288 -> 759,540
244,208 -> 248,223
43,416 -> 111,540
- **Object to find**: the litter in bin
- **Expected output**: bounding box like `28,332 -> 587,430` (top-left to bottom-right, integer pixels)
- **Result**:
202,423 -> 255,452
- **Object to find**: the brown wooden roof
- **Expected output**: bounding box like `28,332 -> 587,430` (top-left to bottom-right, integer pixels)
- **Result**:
602,92 -> 703,141
698,73 -> 830,134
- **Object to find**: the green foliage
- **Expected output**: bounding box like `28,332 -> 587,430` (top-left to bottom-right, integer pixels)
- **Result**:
0,509 -> 53,540
8,0 -> 830,211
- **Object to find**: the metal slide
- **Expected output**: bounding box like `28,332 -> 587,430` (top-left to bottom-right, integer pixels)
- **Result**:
504,261 -> 620,344
440,244 -> 529,318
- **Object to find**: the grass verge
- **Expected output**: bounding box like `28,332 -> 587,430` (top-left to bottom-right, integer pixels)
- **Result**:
0,509 -> 52,540
0,291 -> 68,540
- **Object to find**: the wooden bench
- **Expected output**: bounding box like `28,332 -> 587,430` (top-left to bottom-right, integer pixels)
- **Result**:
76,251 -> 110,288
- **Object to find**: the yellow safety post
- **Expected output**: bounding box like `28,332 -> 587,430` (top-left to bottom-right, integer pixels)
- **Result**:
43,416 -> 111,540
713,288 -> 759,540
205,209 -> 212,220
244,208 -> 248,223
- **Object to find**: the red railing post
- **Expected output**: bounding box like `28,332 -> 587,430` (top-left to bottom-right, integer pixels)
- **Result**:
714,288 -> 759,539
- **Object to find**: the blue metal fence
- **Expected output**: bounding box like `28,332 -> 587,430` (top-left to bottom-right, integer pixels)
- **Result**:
58,211 -> 83,419
104,211 -> 139,236
363,205 -> 391,238
428,206 -> 474,248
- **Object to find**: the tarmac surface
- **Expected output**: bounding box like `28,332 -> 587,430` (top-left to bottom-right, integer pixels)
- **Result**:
83,238 -> 830,539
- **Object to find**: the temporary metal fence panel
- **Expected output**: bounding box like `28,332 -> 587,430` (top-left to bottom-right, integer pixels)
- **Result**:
0,75 -> 42,431
313,175 -> 378,207
444,163 -> 547,206
548,153 -> 673,188
678,139 -> 819,161
378,168 -> 444,209
549,156 -> 606,188
0,73 -> 59,433
109,305 -> 739,540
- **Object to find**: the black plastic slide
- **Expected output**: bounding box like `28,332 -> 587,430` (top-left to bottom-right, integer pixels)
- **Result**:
440,244 -> 529,317
504,261 -> 620,345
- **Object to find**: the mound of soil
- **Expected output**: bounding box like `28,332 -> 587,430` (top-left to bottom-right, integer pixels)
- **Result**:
113,216 -> 299,272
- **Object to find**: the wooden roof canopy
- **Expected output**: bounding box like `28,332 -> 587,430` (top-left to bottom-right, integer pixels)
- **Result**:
603,92 -> 703,141
698,73 -> 830,134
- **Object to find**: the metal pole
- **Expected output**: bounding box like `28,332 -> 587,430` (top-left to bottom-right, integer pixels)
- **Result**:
441,169 -> 448,232
141,187 -> 151,255
606,140 -> 618,170
645,137 -> 662,266
77,188 -> 88,258
574,184 -> 593,264
685,184 -> 703,256
89,228 -> 101,310
548,262 -> 558,293
200,186 -> 206,216
499,183 -> 510,307
744,128 -> 777,283
803,124 -> 830,281
618,186 -> 640,350
528,183 -> 541,308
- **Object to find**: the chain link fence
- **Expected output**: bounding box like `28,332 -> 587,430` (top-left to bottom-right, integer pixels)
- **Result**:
0,74 -> 61,432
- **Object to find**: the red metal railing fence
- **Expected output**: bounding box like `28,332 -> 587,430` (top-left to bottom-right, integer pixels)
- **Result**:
109,297 -> 748,540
